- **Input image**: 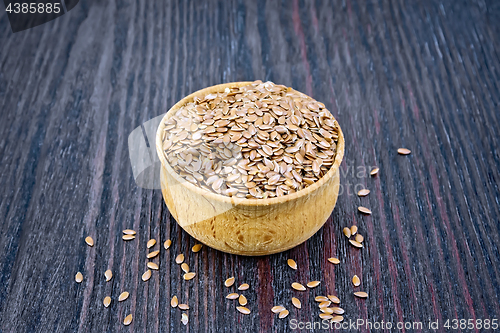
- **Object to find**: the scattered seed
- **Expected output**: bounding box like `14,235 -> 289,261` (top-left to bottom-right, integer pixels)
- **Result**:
358,206 -> 372,215
103,296 -> 111,308
85,236 -> 94,247
272,305 -> 286,313
147,250 -> 160,259
123,314 -> 133,326
343,227 -> 351,238
225,277 -> 235,287
315,296 -> 329,302
118,291 -> 129,302
328,257 -> 340,264
75,272 -> 83,283
123,229 -> 136,235
355,234 -> 364,243
307,281 -> 321,288
349,239 -> 364,248
291,297 -> 301,309
319,301 -> 331,308
181,313 -> 188,325
350,225 -> 358,235
331,315 -> 344,323
279,309 -> 289,319
332,307 -> 345,315
192,244 -> 203,252
357,189 -> 370,197
328,295 -> 340,304
147,239 -> 156,248
142,269 -> 152,281
370,168 -> 379,176
175,254 -> 185,264
226,293 -> 239,300
238,283 -> 249,291
319,313 -> 333,320
104,269 -> 112,282
181,263 -> 189,273
164,239 -> 172,249
398,148 -> 411,155
184,272 -> 196,280
237,306 -> 251,315
147,262 -> 159,270
321,307 -> 334,314
178,304 -> 189,310
287,259 -> 297,270
354,291 -> 368,298
171,296 -> 179,307
122,234 -> 135,241
292,282 -> 306,291
238,295 -> 248,306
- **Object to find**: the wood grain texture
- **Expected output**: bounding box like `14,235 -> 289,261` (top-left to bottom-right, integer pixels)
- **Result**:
0,0 -> 499,332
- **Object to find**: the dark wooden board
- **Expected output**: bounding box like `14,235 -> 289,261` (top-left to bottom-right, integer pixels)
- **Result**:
0,0 -> 499,332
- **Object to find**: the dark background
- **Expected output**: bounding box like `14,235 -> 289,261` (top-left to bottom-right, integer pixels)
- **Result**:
0,0 -> 499,332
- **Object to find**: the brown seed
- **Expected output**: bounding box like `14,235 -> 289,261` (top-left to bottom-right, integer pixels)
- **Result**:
358,206 -> 372,215
238,283 -> 249,291
142,269 -> 152,281
398,148 -> 411,155
279,309 -> 289,318
224,277 -> 235,287
343,227 -> 351,238
319,313 -> 333,320
350,225 -> 358,235
291,282 -> 306,291
118,291 -> 129,302
354,291 -> 368,298
328,295 -> 340,304
226,293 -> 239,300
349,239 -> 364,248
238,294 -> 248,306
123,314 -> 133,326
321,307 -> 334,314
122,234 -> 135,241
171,296 -> 178,307
332,307 -> 345,315
147,250 -> 160,259
123,229 -> 136,235
328,257 -> 340,264
175,254 -> 185,264
104,269 -> 112,282
181,313 -> 188,325
307,281 -> 321,288
181,263 -> 189,273
370,167 -> 379,176
271,305 -> 286,313
147,262 -> 159,270
357,189 -> 370,197
183,272 -> 196,280
75,272 -> 83,283
164,239 -> 172,249
147,239 -> 156,248
103,296 -> 111,308
291,297 -> 301,309
315,296 -> 329,302
331,315 -> 344,323
192,244 -> 203,252
355,234 -> 364,243
319,301 -> 331,308
178,303 -> 189,310
236,306 -> 251,315
287,259 -> 297,270
85,236 -> 94,247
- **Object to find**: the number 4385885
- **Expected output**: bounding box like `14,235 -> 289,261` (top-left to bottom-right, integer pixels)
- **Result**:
444,319 -> 498,330
6,3 -> 61,14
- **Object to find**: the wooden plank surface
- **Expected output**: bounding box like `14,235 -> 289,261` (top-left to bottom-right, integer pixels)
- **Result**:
0,0 -> 499,332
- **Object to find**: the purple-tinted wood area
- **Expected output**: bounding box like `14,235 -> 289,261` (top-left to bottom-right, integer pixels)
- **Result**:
0,0 -> 499,332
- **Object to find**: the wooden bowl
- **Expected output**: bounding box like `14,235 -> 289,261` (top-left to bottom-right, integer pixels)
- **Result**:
156,82 -> 345,255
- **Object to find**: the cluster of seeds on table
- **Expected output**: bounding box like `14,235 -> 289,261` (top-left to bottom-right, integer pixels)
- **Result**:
161,81 -> 340,199
224,277 -> 254,315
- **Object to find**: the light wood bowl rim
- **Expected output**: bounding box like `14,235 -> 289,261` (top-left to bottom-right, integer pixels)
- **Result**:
156,81 -> 345,207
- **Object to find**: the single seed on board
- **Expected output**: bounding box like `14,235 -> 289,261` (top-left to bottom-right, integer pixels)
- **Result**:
104,269 -> 112,282
75,272 -> 83,283
328,257 -> 340,264
331,315 -> 344,323
352,275 -> 360,286
319,301 -> 331,308
328,295 -> 340,304
292,297 -> 301,309
239,295 -> 248,306
355,234 -> 364,243
315,296 -> 329,302
103,296 -> 111,308
354,291 -> 368,298
370,168 -> 379,176
85,236 -> 94,247
292,282 -> 306,291
147,262 -> 159,270
349,239 -> 364,248
307,281 -> 321,288
271,305 -> 286,313
175,254 -> 185,264
357,189 -> 370,197
332,307 -> 345,315
164,239 -> 172,249
343,227 -> 351,238
237,306 -> 251,315
118,291 -> 129,302
287,259 -> 297,270
319,313 -> 333,320
147,250 -> 160,259
178,304 -> 189,310
181,263 -> 189,273
358,206 -> 372,215
321,307 -> 334,314
181,313 -> 188,325
279,309 -> 289,319
192,244 -> 203,252
238,283 -> 249,291
225,277 -> 235,287
147,239 -> 156,248
123,314 -> 133,326
226,293 -> 239,300
142,269 -> 152,281
123,234 -> 135,241
184,272 -> 196,280
350,225 -> 358,235
123,229 -> 136,235
398,148 -> 411,155
171,296 -> 178,307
